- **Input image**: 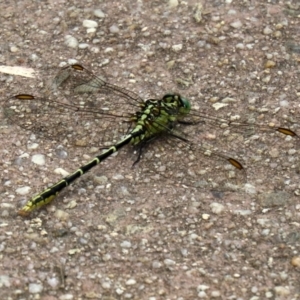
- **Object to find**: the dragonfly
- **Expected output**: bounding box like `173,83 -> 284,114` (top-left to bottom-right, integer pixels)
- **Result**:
2,64 -> 298,216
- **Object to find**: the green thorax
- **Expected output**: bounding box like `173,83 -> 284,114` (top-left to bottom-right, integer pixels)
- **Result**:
130,93 -> 191,145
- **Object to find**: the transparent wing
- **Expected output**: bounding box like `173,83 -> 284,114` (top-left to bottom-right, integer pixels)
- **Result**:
2,64 -> 145,147
131,116 -> 299,194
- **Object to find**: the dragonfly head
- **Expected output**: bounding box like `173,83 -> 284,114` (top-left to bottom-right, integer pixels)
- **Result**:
179,95 -> 191,115
162,93 -> 191,116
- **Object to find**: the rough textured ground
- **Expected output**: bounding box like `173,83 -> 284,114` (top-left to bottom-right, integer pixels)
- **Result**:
0,0 -> 300,299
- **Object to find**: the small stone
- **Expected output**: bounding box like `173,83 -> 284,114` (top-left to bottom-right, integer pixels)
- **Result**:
93,9 -> 105,18
0,275 -> 10,288
164,258 -> 176,266
202,213 -> 210,220
210,202 -> 225,214
31,154 -> 45,165
66,200 -> 77,209
265,60 -> 276,68
103,254 -> 111,261
87,28 -> 96,34
230,20 -> 242,29
274,31 -> 282,38
244,183 -> 257,194
78,43 -> 89,49
104,47 -> 114,53
125,278 -> 136,285
198,291 -> 207,298
68,248 -> 81,255
197,284 -> 209,291
194,3 -> 203,23
291,256 -> 300,267
109,24 -> 119,34
101,281 -> 111,289
113,174 -> 124,180
64,35 -> 78,48
169,0 -> 178,8
263,26 -> 273,35
274,286 -> 290,296
82,20 -> 98,28
10,46 -> 19,52
120,241 -> 132,248
54,168 -> 69,177
28,283 -> 43,294
233,209 -> 252,216
265,291 -> 273,298
212,102 -> 228,110
16,186 -> 31,195
47,277 -> 60,289
59,294 -> 74,300
152,261 -> 162,268
27,143 -> 39,150
166,60 -> 175,70
236,43 -> 245,49
54,210 -> 70,221
269,148 -> 279,158
211,290 -> 221,297
172,44 -> 183,52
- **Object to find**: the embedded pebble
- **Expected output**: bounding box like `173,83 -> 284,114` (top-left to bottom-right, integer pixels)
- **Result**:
87,28 -> 96,34
198,291 -> 207,298
211,290 -> 221,297
125,278 -> 136,285
104,47 -> 114,53
230,20 -> 242,29
202,213 -> 210,220
164,258 -> 176,266
169,0 -> 178,8
212,102 -> 228,110
280,100 -> 289,107
172,44 -> 183,52
16,186 -> 31,195
0,275 -> 10,287
94,175 -> 108,185
244,183 -> 257,194
82,20 -> 98,28
93,9 -> 105,18
109,24 -> 119,33
233,210 -> 252,216
152,261 -> 162,268
64,35 -> 78,48
265,60 -> 276,68
54,210 -> 70,221
10,45 -> 19,52
31,154 -> 45,165
291,256 -> 300,267
101,281 -> 111,289
103,253 -> 112,261
59,294 -> 74,300
78,43 -> 89,49
120,241 -> 132,248
56,147 -> 68,159
116,288 -> 124,295
113,174 -> 124,180
27,143 -> 39,150
210,202 -> 225,214
274,286 -> 290,296
47,277 -> 60,289
263,26 -> 273,35
54,168 -> 70,177
236,43 -> 245,49
28,283 -> 43,293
